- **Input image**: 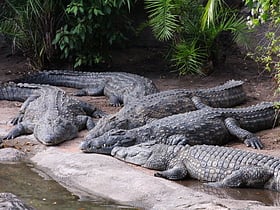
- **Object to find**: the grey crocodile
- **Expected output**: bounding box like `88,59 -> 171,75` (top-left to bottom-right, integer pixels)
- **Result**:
112,142 -> 280,192
0,192 -> 35,210
0,82 -> 104,145
80,100 -> 280,153
88,80 -> 246,138
13,70 -> 159,106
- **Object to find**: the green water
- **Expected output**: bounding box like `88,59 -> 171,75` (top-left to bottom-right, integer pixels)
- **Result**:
0,163 -> 138,210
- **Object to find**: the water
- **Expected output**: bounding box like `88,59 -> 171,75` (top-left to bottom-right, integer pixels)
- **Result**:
177,179 -> 280,206
3,163 -> 280,209
0,163 -> 139,210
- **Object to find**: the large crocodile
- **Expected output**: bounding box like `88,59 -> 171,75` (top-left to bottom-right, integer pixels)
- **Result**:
80,100 -> 280,153
112,142 -> 280,192
88,80 -> 246,138
13,70 -> 159,106
0,82 -> 104,145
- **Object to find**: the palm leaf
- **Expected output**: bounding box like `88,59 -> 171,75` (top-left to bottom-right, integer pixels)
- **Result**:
201,0 -> 225,30
145,0 -> 179,41
171,41 -> 207,75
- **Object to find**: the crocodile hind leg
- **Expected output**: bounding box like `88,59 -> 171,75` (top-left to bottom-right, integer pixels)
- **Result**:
224,117 -> 264,149
191,96 -> 212,109
206,166 -> 273,189
74,85 -> 105,96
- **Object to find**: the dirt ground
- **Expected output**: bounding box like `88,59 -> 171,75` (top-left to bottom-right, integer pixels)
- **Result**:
1,38 -> 280,157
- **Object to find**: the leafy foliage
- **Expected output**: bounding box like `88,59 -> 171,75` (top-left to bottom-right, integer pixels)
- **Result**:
245,0 -> 280,91
0,0 -> 66,69
245,0 -> 280,27
145,0 -> 179,41
145,0 -> 249,75
53,0 -> 134,68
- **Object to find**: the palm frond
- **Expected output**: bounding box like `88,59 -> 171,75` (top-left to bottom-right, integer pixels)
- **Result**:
201,0 -> 225,29
216,11 -> 249,48
171,41 -> 207,75
145,0 -> 179,41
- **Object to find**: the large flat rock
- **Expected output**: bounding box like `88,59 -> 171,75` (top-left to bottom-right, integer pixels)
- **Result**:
31,147 -> 278,210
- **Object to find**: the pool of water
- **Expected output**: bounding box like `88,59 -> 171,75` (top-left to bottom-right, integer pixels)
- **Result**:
177,179 -> 280,206
0,163 -> 139,210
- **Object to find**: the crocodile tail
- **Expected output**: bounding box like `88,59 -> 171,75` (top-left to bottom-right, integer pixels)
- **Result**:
194,80 -> 247,108
0,82 -> 37,102
13,70 -> 89,88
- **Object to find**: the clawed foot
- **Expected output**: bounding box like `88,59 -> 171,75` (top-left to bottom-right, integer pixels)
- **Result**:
244,136 -> 263,150
10,113 -> 24,125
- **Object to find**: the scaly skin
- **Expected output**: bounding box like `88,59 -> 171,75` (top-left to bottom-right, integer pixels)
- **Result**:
0,193 -> 35,210
13,70 -> 159,106
88,80 -> 246,138
0,82 -> 105,145
80,101 -> 279,153
112,142 -> 280,192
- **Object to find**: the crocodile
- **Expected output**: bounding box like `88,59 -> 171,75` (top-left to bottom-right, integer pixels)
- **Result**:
0,82 -> 105,145
0,193 -> 35,210
88,80 -> 246,138
13,70 -> 159,106
112,142 -> 280,192
80,100 -> 280,153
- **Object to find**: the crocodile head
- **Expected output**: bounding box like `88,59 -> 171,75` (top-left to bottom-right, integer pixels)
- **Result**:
34,116 -> 78,145
80,129 -> 136,154
111,142 -> 185,170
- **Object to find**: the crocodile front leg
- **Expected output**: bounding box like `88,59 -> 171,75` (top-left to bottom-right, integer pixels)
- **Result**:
107,94 -> 123,107
224,117 -> 264,149
77,115 -> 95,130
2,122 -> 33,140
11,95 -> 40,125
206,166 -> 273,188
154,163 -> 188,180
79,101 -> 106,118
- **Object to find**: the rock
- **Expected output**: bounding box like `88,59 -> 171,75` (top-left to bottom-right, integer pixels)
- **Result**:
31,147 -> 279,210
0,148 -> 25,162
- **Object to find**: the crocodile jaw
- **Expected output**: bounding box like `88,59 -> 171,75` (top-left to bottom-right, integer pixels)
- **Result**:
80,129 -> 136,154
34,117 -> 78,145
80,139 -> 113,154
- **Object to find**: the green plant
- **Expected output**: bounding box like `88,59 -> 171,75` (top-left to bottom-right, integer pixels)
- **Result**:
53,0 -> 135,69
0,0 -> 66,69
245,0 -> 280,91
144,0 -> 249,75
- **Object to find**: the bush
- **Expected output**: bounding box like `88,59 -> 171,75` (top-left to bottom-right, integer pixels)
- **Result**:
53,0 -> 135,69
0,0 -> 66,69
245,0 -> 280,91
144,0 -> 249,75
0,0 -> 135,69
